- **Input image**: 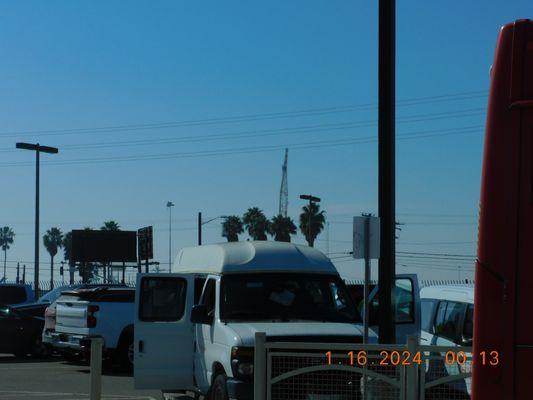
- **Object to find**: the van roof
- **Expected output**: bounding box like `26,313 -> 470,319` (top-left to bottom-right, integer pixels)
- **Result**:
420,284 -> 474,304
173,241 -> 338,275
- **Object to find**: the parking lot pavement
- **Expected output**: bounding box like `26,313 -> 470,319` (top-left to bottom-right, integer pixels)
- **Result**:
0,354 -> 161,400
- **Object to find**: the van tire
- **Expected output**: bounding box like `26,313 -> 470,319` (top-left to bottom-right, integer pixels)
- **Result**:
209,374 -> 229,400
118,333 -> 134,371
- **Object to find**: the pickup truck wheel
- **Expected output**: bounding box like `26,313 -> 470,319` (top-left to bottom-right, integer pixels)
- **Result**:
209,374 -> 228,400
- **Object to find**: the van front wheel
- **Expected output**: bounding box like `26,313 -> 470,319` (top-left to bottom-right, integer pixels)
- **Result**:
210,374 -> 228,400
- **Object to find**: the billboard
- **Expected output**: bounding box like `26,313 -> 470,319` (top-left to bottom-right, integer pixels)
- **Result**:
71,230 -> 137,263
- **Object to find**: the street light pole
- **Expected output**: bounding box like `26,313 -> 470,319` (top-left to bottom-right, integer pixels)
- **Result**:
299,195 -> 321,247
198,213 -> 229,245
166,201 -> 174,272
16,143 -> 58,297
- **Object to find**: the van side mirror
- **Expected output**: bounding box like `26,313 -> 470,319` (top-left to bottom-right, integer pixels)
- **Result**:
191,305 -> 213,325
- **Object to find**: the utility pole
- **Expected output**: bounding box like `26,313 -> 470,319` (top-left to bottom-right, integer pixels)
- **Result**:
166,201 -> 174,272
16,262 -> 20,284
198,212 -> 202,245
378,0 -> 396,344
299,195 -> 321,247
22,264 -> 26,284
16,143 -> 59,297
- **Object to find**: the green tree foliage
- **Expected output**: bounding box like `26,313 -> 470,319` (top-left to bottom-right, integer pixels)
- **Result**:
299,203 -> 326,247
101,220 -> 120,231
243,208 -> 270,240
0,227 -> 15,281
43,227 -> 63,289
100,221 -> 120,282
269,215 -> 297,242
222,216 -> 244,242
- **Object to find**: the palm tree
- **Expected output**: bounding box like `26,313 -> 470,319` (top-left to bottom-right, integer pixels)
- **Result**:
43,227 -> 63,290
242,208 -> 270,240
62,231 -> 74,284
0,227 -> 15,282
221,216 -> 244,242
101,220 -> 120,231
100,221 -> 120,282
269,215 -> 297,242
299,203 -> 326,247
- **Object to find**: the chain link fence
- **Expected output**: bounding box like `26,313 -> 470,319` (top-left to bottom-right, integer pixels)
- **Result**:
255,333 -> 472,400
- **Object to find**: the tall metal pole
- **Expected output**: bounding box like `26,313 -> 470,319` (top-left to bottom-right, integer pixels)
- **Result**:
198,212 -> 202,246
308,199 -> 312,246
35,148 -> 40,297
378,0 -> 396,344
363,215 -> 371,344
168,205 -> 172,272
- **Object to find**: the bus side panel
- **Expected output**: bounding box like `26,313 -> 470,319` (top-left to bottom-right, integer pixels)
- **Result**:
472,21 -> 530,400
515,22 -> 533,346
515,348 -> 533,399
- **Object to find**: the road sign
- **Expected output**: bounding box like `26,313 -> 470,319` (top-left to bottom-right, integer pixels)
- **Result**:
353,216 -> 380,259
138,226 -> 153,260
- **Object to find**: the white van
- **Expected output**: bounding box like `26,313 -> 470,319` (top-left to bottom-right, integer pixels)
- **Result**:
420,285 -> 474,398
420,285 -> 474,347
134,241 -> 376,400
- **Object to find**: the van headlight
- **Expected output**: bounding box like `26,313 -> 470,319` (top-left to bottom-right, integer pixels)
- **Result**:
231,346 -> 254,379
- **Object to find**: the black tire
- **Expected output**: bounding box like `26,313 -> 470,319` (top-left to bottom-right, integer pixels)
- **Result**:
117,333 -> 134,371
30,335 -> 49,358
209,374 -> 229,400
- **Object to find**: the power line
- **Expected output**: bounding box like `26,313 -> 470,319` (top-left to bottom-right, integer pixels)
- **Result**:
397,251 -> 476,258
0,122 -> 484,153
0,90 -> 487,139
0,125 -> 483,168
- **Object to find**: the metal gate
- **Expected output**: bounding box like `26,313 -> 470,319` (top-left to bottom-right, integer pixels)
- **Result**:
254,333 -> 472,400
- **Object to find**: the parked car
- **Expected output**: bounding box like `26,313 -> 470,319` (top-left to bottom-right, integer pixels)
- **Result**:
40,283 -> 127,356
0,284 -> 35,306
134,241 -> 380,400
51,286 -> 135,369
0,302 -> 48,357
420,285 -> 474,399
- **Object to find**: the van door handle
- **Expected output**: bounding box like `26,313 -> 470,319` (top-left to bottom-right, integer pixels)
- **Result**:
138,340 -> 144,353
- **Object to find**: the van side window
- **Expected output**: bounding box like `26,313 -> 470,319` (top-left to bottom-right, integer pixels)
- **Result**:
435,301 -> 465,342
139,277 -> 187,322
194,277 -> 207,305
395,278 -> 414,323
200,279 -> 216,317
421,299 -> 438,333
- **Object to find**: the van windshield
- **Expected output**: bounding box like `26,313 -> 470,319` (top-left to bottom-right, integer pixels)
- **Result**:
220,273 -> 360,323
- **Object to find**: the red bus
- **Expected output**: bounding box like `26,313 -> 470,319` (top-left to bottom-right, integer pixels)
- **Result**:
473,19 -> 533,400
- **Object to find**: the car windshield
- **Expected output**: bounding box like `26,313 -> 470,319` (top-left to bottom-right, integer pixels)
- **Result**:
220,273 -> 360,323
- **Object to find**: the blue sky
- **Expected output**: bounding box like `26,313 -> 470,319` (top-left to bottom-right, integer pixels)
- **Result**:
0,1 -> 531,283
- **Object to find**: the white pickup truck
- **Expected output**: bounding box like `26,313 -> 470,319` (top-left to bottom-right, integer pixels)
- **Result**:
51,286 -> 135,369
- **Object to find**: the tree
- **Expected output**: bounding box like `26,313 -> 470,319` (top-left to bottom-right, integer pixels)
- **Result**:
269,215 -> 297,242
62,231 -> 74,284
242,208 -> 270,240
221,216 -> 244,242
101,220 -> 120,231
100,221 -> 120,282
299,203 -> 326,247
0,227 -> 15,282
43,227 -> 63,290
62,227 -> 96,283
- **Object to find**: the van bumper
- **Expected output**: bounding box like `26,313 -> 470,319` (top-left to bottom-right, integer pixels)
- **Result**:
226,379 -> 253,400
